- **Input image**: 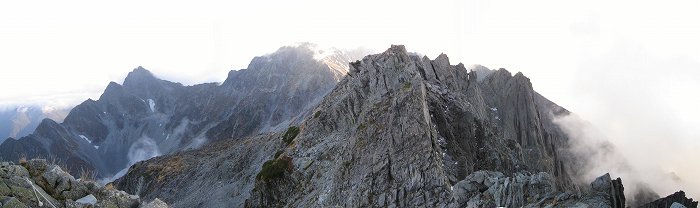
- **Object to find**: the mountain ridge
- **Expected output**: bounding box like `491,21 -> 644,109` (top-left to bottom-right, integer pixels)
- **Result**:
112,45 -> 684,208
0,44 -> 368,180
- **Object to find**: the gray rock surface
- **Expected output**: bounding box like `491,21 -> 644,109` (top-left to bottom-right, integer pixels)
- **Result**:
1,159 -> 168,208
140,199 -> 168,208
244,45 -> 578,207
114,133 -> 283,208
452,170 -> 556,207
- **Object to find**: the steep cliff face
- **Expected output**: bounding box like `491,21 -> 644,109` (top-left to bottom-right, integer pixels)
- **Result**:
243,45 -> 577,207
0,44 -> 367,178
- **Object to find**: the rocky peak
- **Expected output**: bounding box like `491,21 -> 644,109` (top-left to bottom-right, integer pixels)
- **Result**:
222,44 -> 344,90
121,66 -> 180,100
590,173 -> 626,208
123,66 -> 157,87
512,71 -> 533,89
468,64 -> 493,82
32,118 -> 63,139
99,82 -> 125,100
346,44 -> 422,98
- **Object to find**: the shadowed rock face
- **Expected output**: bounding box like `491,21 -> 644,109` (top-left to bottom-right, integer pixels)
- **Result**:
114,133 -> 283,208
0,44 -> 367,178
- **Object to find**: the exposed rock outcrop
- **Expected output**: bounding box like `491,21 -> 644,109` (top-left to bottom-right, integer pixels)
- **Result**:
451,170 -> 556,207
451,171 -> 631,207
1,159 -> 166,208
639,191 -> 698,208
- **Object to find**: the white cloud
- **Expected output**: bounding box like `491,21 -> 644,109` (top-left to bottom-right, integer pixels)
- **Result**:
1,0 -> 698,199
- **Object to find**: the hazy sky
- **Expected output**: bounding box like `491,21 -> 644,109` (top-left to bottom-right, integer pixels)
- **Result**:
1,0 -> 699,199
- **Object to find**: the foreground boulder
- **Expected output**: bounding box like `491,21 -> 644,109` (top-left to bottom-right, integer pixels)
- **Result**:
451,171 -> 630,207
1,159 -> 167,208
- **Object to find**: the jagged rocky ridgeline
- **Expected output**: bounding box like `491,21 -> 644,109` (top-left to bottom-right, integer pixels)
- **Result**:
0,159 -> 167,208
113,45 -> 697,207
3,44 -> 696,207
0,44 -> 367,179
242,45 -> 601,207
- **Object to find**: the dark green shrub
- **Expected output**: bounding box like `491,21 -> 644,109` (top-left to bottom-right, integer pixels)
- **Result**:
274,150 -> 284,159
314,111 -> 321,118
402,82 -> 412,90
357,123 -> 366,131
256,157 -> 291,181
283,126 -> 300,145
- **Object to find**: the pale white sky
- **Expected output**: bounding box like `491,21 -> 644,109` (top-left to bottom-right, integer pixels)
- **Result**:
1,0 -> 699,199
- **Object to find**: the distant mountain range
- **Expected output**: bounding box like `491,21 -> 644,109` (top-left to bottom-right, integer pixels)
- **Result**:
0,44 -> 368,180
1,44 -> 696,208
0,105 -> 69,144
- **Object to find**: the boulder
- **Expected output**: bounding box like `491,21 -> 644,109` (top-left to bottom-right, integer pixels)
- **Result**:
1,196 -> 28,208
141,198 -> 169,208
2,159 -> 166,208
639,191 -> 698,208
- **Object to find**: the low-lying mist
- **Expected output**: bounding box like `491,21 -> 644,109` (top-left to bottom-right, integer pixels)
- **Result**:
560,120 -> 700,204
557,41 -> 700,204
99,136 -> 161,184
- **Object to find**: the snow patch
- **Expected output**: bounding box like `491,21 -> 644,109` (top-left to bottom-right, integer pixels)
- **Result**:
94,145 -> 99,149
491,107 -> 498,112
79,135 -> 91,143
147,99 -> 156,112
